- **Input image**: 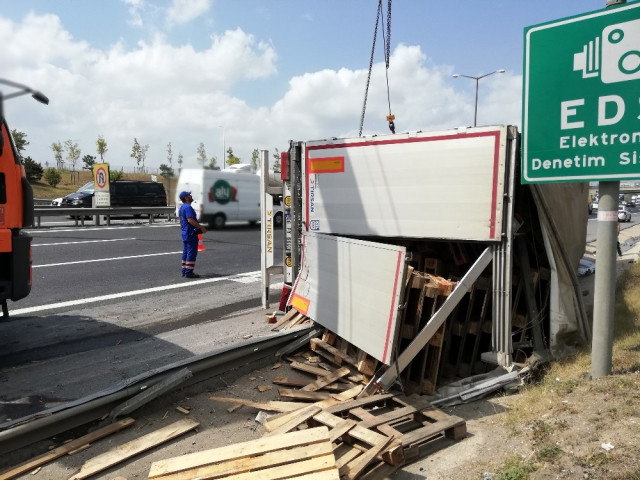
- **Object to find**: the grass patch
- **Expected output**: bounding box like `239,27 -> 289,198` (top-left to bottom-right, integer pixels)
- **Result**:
535,443 -> 562,461
494,261 -> 640,478
494,455 -> 537,480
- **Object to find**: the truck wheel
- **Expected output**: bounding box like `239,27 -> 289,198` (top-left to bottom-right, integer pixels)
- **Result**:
274,212 -> 283,228
210,214 -> 226,229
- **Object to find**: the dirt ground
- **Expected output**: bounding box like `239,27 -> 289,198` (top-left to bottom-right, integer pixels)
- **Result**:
3,229 -> 640,480
8,343 -> 637,480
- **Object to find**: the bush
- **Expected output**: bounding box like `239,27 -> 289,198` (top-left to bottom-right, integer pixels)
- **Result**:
22,156 -> 44,182
43,168 -> 62,187
110,169 -> 124,181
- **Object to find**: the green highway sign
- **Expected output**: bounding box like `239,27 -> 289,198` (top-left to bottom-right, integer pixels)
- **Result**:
522,1 -> 640,183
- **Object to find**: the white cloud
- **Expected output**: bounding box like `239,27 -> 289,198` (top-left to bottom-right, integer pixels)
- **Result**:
166,0 -> 210,27
123,0 -> 145,27
1,12 -> 522,172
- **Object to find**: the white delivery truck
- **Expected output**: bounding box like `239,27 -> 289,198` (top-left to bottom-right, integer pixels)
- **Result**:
175,166 -> 283,229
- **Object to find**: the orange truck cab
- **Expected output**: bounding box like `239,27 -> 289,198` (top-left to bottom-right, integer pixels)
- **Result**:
0,119 -> 34,316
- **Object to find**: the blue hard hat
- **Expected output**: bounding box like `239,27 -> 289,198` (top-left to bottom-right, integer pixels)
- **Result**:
179,191 -> 191,201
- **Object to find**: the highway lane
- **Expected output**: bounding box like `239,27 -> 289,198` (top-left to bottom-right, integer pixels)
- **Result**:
10,219 -> 281,313
587,205 -> 640,248
0,220 -> 286,424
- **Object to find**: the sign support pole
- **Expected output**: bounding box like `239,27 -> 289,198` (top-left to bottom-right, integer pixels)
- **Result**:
591,181 -> 618,378
591,0 -> 626,379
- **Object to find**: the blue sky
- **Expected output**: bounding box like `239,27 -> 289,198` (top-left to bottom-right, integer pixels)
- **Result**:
0,0 -> 612,171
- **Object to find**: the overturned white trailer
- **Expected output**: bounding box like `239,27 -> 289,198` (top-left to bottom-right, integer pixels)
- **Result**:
262,125 -> 590,394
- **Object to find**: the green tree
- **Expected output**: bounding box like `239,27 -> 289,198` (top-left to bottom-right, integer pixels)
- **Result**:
166,142 -> 173,167
96,135 -> 108,161
22,156 -> 43,182
43,167 -> 62,187
159,163 -> 175,179
64,140 -> 81,172
206,155 -> 218,170
130,138 -> 149,172
226,147 -> 240,167
196,142 -> 207,167
272,148 -> 281,172
82,154 -> 96,170
51,141 -> 63,169
177,152 -> 183,174
251,149 -> 259,172
164,142 -> 175,203
11,129 -> 28,156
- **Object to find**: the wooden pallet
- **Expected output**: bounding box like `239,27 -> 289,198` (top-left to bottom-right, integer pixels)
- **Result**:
148,426 -> 339,480
440,275 -> 493,379
398,271 -> 456,395
259,392 -> 466,479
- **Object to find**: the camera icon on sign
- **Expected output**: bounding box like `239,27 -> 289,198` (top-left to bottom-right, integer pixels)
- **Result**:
573,18 -> 640,84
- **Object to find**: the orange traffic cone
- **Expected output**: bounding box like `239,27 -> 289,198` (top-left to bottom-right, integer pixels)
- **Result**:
197,234 -> 206,252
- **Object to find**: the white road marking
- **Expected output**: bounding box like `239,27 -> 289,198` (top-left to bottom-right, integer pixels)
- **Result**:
10,270 -> 262,316
34,251 -> 183,268
228,271 -> 262,283
28,223 -> 178,234
33,238 -> 137,247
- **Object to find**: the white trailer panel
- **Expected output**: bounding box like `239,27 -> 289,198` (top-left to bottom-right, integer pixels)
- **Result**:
303,126 -> 508,241
288,232 -> 406,364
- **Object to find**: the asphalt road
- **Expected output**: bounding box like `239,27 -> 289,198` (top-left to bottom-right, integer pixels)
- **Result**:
587,204 -> 639,246
0,218 -> 285,424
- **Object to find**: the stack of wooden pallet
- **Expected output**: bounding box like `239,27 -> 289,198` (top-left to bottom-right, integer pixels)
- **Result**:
194,336 -> 467,480
397,267 -> 457,395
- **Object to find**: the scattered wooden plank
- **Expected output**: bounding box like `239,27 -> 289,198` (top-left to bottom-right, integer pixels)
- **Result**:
263,398 -> 340,433
69,419 -> 199,480
339,436 -> 395,480
330,385 -> 364,402
334,444 -> 362,469
302,367 -> 351,392
324,393 -> 396,415
0,418 -> 135,480
269,308 -> 299,331
290,361 -> 336,377
272,376 -> 348,391
279,388 -> 331,401
209,396 -> 307,413
265,405 -> 323,436
148,427 -> 336,480
349,405 -> 417,430
310,338 -> 358,366
328,419 -> 357,443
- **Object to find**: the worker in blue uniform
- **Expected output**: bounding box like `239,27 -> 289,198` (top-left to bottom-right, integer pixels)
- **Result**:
178,191 -> 207,278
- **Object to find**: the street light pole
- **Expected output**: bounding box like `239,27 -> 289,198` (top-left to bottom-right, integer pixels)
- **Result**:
218,125 -> 225,170
452,69 -> 505,126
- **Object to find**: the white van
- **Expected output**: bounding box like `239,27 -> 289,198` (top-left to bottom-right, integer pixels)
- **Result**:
175,167 -> 282,229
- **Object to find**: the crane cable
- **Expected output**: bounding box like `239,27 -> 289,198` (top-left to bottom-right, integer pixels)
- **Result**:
358,0 -> 395,137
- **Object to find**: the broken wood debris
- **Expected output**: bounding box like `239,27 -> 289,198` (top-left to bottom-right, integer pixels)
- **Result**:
269,308 -> 313,331
206,334 -> 467,479
69,418 -> 199,480
0,418 -> 135,480
148,426 -> 339,479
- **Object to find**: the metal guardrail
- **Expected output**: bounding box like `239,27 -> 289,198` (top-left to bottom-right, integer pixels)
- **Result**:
33,206 -> 176,227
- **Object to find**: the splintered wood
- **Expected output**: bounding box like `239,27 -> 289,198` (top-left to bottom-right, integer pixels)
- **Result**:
269,308 -> 313,331
205,331 -> 467,480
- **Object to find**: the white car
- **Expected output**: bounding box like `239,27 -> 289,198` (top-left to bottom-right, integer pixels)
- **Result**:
618,205 -> 632,222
